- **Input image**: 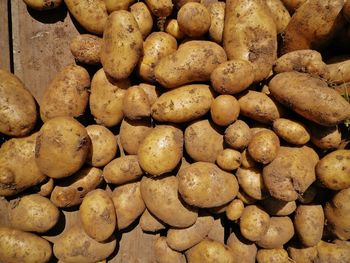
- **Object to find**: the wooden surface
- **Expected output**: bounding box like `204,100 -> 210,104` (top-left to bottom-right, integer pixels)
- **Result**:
0,0 -> 11,71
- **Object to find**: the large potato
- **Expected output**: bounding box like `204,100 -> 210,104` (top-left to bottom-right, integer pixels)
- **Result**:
138,125 -> 183,176
269,72 -> 350,126
240,205 -> 270,241
227,232 -> 257,263
261,197 -> 296,216
316,240 -> 350,262
151,84 -> 214,123
0,227 -> 52,263
8,194 -> 59,233
224,120 -> 251,150
154,40 -> 227,88
224,0 -> 277,82
256,248 -> 290,263
208,1 -> 225,43
140,175 -> 198,228
265,0 -> 290,33
0,133 -> 46,196
130,2 -> 153,39
273,118 -> 310,145
70,34 -> 102,65
35,117 -> 89,179
237,167 -> 268,200
140,209 -> 166,232
23,0 -> 62,10
154,237 -> 186,263
101,10 -> 143,80
0,70 -> 37,137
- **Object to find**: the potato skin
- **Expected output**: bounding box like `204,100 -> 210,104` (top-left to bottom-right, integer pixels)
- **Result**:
155,40 -> 227,88
130,2 -> 153,39
224,120 -> 251,150
256,248 -> 290,263
316,240 -> 350,262
23,0 -> 62,10
101,10 -> 143,80
151,84 -> 214,123
154,237 -> 186,263
64,0 -> 108,35
208,2 -> 225,43
265,0 -> 290,33
211,95 -> 240,126
273,118 -> 310,145
248,130 -> 280,164
237,167 -> 267,200
0,227 -> 52,263
328,59 -> 350,84
104,0 -> 135,12
165,19 -> 185,40
261,197 -> 296,216
216,149 -> 241,171
145,0 -> 173,17
70,34 -> 102,65
287,245 -> 318,263
226,199 -> 244,221
240,205 -> 270,241
140,209 -> 166,232
122,85 -> 151,120
0,70 -> 37,137
269,72 -> 350,126
309,124 -> 341,150
280,0 -> 306,13
227,232 -> 257,263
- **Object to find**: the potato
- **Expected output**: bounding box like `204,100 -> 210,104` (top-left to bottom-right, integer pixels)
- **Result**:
140,175 -> 198,228
101,10 -> 143,80
0,227 -> 52,263
177,3 -> 211,37
226,199 -> 244,221
269,72 -> 350,126
294,205 -> 324,247
139,32 -> 178,83
37,178 -> 54,197
154,237 -> 186,263
103,155 -> 143,185
70,34 -> 102,65
79,189 -> 116,241
265,0 -> 291,33
272,118 -> 310,145
309,124 -> 341,149
288,244 -> 318,263
210,95 -> 240,126
0,134 -> 46,196
140,209 -> 166,232
237,188 -> 257,205
186,239 -> 235,263
23,0 -> 62,10
138,125 -> 183,176
261,197 -> 296,216
166,214 -> 214,251
145,0 -> 173,17
240,149 -> 257,169
138,83 -> 159,105
248,130 -> 280,164
111,181 -> 145,229
178,162 -> 239,208
89,69 -> 130,127
273,49 -> 329,79
86,125 -> 117,167
257,217 -> 294,249
237,167 -> 268,200
280,0 -> 306,13
53,225 -> 116,263
263,147 -> 316,201
35,117 -> 89,178
208,2 -> 225,43
185,119 -> 223,163
256,248 -> 290,263
64,0 -> 108,35
151,84 -> 214,123
130,2 -> 153,39
165,19 -> 185,40
155,40 -> 227,88
216,149 -> 241,171
324,188 -> 350,240
280,0 -> 344,54
224,120 -> 251,150
317,240 -> 350,262
50,167 -> 102,207
104,0 -> 135,12
0,70 -> 37,137
211,60 -> 254,95
240,205 -> 270,241
328,59 -> 350,84
227,232 -> 257,263
224,0 -> 277,82
123,85 -> 151,120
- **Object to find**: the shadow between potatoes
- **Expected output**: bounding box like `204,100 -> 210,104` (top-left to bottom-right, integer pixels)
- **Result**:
27,4 -> 68,24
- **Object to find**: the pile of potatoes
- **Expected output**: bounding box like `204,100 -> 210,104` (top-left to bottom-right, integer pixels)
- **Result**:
1,0 -> 350,262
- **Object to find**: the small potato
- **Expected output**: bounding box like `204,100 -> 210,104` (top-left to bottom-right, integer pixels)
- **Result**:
240,205 -> 270,241
70,34 -> 102,65
151,84 -> 214,123
35,117 -> 89,179
309,124 -> 341,150
0,70 -> 37,137
154,237 -> 186,263
328,59 -> 350,84
145,0 -> 173,17
101,10 -> 143,80
155,40 -> 227,88
210,95 -> 240,126
237,167 -> 268,200
261,197 -> 296,216
86,125 -> 117,167
166,214 -> 214,251
80,189 -> 116,241
37,178 -> 54,197
141,175 -> 198,228
273,118 -> 310,145
140,209 -> 166,232
265,0 -> 290,33
130,2 -> 153,39
111,181 -> 145,229
53,225 -> 116,263
0,227 -> 52,263
103,155 -> 143,185
90,69 -> 130,127
50,167 -> 102,208
248,130 -> 280,164
165,19 -> 185,40
294,205 -> 324,247
177,3 -> 211,37
23,0 -> 62,10
104,0 -> 135,12
178,162 -> 239,208
64,0 -> 108,35
226,199 -> 244,221
123,86 -> 151,120
227,232 -> 257,263
185,119 -> 223,163
316,240 -> 350,262
288,245 -> 318,263
216,149 -> 241,171
119,118 -> 152,155
256,248 -> 290,263
208,2 -> 225,43
257,217 -> 294,249
224,120 -> 251,150
138,125 -> 183,176
240,149 -> 257,168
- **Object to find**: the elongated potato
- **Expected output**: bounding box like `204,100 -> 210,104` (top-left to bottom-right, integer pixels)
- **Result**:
269,72 -> 350,126
257,248 -> 290,263
23,0 -> 62,10
165,19 -> 185,40
122,85 -> 151,120
240,205 -> 270,241
266,0 -> 291,33
140,175 -> 198,228
227,232 -> 257,263
224,0 -> 277,82
224,120 -> 251,150
140,209 -> 166,232
208,2 -> 225,43
261,197 -> 296,216
130,2 -> 153,39
155,40 -> 227,88
0,227 -> 52,263
273,118 -> 310,145
237,167 -> 268,200
90,69 -> 130,127
248,130 -> 280,164
104,0 -> 135,12
145,0 -> 173,17
154,237 -> 186,263
70,34 -> 102,65
328,59 -> 350,84
151,84 -> 214,123
101,10 -> 143,80
64,0 -> 108,35
0,70 -> 37,137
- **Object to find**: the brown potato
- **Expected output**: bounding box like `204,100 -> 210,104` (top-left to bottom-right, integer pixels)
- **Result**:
280,0 -> 306,13
104,0 -> 135,12
288,244 -> 318,263
227,232 -> 257,263
240,149 -> 257,169
140,209 -> 166,232
138,83 -> 159,105
0,70 -> 37,137
224,120 -> 251,150
237,167 -> 268,200
240,205 -> 270,241
208,2 -> 225,43
145,0 -> 173,17
273,118 -> 310,145
210,95 -> 240,126
165,19 -> 185,40
130,2 -> 153,39
316,240 -> 350,262
226,199 -> 244,221
266,0 -> 291,33
256,248 -> 290,263
122,85 -> 151,120
23,0 -> 62,10
70,34 -> 102,65
328,59 -> 350,84
309,124 -> 341,150
216,149 -> 241,171
237,188 -> 257,205
261,197 -> 296,216
37,178 -> 54,197
248,130 -> 280,164
154,237 -> 186,263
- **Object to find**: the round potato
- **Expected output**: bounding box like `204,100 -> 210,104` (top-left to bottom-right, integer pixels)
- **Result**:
122,85 -> 151,120
165,19 -> 185,40
224,120 -> 251,150
273,118 -> 310,145
208,1 -> 225,43
211,95 -> 240,126
261,197 -> 296,216
104,0 -> 135,12
23,0 -> 62,10
237,167 -> 268,200
248,130 -> 280,164
309,124 -> 341,150
216,149 -> 241,171
257,248 -> 290,263
227,232 -> 257,263
226,199 -> 244,221
130,2 -> 153,39
154,237 -> 186,263
144,0 -> 173,17
240,205 -> 270,241
70,34 -> 102,65
140,209 -> 166,232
